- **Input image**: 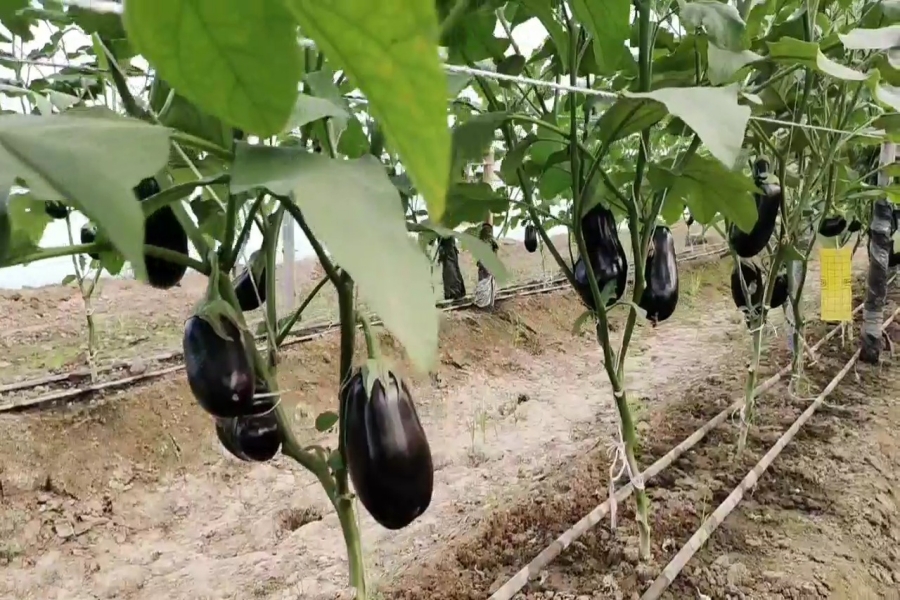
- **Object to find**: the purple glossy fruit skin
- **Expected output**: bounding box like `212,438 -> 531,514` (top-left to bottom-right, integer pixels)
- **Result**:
575,204 -> 628,310
639,225 -> 679,323
342,370 -> 434,530
183,315 -> 255,419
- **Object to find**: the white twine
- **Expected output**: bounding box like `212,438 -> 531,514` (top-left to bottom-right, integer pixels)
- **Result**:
604,420 -> 645,531
39,1 -> 888,140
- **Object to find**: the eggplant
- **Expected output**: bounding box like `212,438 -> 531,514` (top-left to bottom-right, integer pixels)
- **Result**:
437,237 -> 466,301
639,225 -> 679,324
728,178 -> 781,258
573,245 -> 628,310
79,223 -> 101,260
575,204 -> 628,309
215,381 -> 281,462
183,314 -> 256,419
523,223 -> 538,253
134,177 -> 189,289
580,203 -> 619,252
342,368 -> 433,530
730,261 -> 764,315
818,215 -> 847,238
847,219 -> 862,233
45,201 -> 69,220
770,273 -> 788,309
234,254 -> 267,311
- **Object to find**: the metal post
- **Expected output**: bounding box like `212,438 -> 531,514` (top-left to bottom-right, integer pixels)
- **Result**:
282,212 -> 296,311
859,142 -> 895,364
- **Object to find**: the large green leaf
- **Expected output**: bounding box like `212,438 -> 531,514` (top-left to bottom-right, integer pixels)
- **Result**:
443,181 -> 509,229
284,94 -> 350,131
230,144 -> 438,372
148,78 -> 231,149
570,0 -> 631,73
648,154 -> 758,232
768,37 -> 868,81
0,191 -> 52,264
678,0 -> 746,52
519,0 -> 570,68
594,97 -> 668,146
0,111 -> 171,279
417,220 -> 509,283
451,111 -> 509,169
840,26 -> 900,50
625,85 -> 750,168
283,0 -> 450,222
123,0 -> 302,137
707,44 -> 763,85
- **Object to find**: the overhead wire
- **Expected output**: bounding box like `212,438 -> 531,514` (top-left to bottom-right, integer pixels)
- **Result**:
29,0 -> 893,139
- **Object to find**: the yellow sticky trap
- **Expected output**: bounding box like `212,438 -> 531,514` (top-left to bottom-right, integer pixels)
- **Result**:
819,247 -> 853,322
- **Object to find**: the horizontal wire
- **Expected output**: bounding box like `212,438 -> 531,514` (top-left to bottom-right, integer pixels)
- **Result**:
23,2 -> 890,139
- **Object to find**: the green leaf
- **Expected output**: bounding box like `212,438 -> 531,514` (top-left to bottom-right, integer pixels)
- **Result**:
230,144 -> 438,372
594,97 -> 668,146
148,78 -> 231,149
61,274 -> 77,286
284,94 -> 350,131
520,0 -> 569,67
0,111 -> 171,279
570,0 -> 631,73
707,44 -> 763,85
123,0 -> 302,137
571,309 -> 593,335
315,411 -> 339,432
496,54 -> 526,79
625,85 -> 750,168
768,37 -> 868,81
451,112 -> 509,170
648,154 -> 758,232
443,181 -> 510,229
678,0 -> 746,52
839,26 -> 900,51
0,191 -> 52,264
419,220 -> 509,284
283,0 -> 450,223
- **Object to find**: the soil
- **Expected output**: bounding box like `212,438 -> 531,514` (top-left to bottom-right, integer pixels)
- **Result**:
1,230 -> 896,600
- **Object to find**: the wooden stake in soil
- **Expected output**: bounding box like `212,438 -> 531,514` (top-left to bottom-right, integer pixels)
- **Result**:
485,292 -> 880,600
641,307 -> 900,600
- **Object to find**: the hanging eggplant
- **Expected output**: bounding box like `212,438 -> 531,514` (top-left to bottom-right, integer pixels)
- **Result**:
44,201 -> 69,220
134,177 -> 190,289
847,219 -> 862,233
730,261 -> 765,317
728,160 -> 781,258
770,272 -> 788,309
574,205 -> 627,310
818,215 -> 847,238
183,314 -> 256,419
79,223 -> 101,260
639,225 -> 679,324
342,368 -> 433,530
523,223 -> 538,253
233,251 -> 267,311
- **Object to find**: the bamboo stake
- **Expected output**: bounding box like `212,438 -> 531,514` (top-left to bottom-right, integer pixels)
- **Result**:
641,306 -> 900,600
488,281 -> 891,600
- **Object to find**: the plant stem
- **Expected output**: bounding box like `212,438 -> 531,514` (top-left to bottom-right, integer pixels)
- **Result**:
4,242 -> 209,274
357,312 -> 381,361
335,271 -> 367,598
276,276 -> 329,345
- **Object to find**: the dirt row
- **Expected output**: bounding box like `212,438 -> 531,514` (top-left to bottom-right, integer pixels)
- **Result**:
384,277 -> 900,600
0,250 -> 888,600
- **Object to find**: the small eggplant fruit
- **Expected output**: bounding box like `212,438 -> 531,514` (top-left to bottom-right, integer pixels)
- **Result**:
523,223 -> 538,253
818,215 -> 847,238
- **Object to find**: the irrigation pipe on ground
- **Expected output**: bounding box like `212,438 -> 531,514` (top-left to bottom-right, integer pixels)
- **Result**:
0,244 -> 727,397
640,305 -> 900,600
487,277 -> 895,600
0,245 -> 727,412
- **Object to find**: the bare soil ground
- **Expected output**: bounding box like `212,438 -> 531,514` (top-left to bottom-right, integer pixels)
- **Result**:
1,226 -> 894,600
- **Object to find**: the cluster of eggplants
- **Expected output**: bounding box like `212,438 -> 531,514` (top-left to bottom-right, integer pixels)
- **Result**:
183,313 -> 282,462
638,226 -> 679,324
573,204 -> 627,310
78,177 -> 189,289
44,201 -> 69,220
730,261 -> 787,328
728,158 -> 782,258
523,223 -> 538,253
341,368 -> 434,530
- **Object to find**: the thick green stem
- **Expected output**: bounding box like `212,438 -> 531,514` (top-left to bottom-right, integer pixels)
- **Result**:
334,272 -> 366,598
357,312 -> 380,361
